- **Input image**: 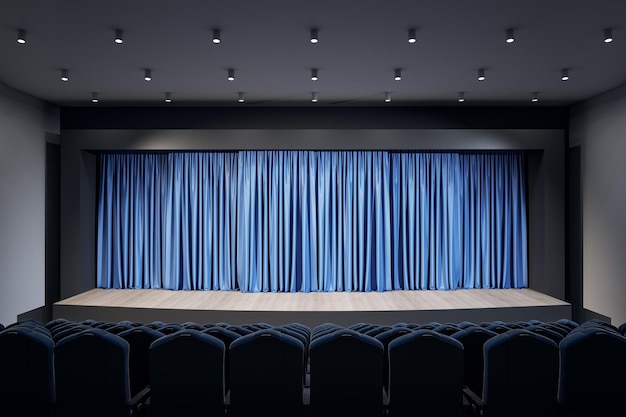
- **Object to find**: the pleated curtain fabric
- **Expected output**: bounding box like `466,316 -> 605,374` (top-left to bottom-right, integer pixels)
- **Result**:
97,150 -> 527,292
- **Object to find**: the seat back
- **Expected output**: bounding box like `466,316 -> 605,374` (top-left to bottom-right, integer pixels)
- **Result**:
118,326 -> 164,397
452,326 -> 497,396
482,329 -> 559,417
149,329 -> 225,417
309,329 -> 383,417
375,327 -> 413,393
558,328 -> 626,416
55,328 -> 131,417
229,329 -> 305,417
388,330 -> 464,417
0,327 -> 55,416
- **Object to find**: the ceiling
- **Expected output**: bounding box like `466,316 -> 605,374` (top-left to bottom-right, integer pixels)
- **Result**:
2,0 -> 626,107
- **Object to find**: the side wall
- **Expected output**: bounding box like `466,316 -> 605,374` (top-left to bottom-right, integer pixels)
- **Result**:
570,82 -> 626,324
0,82 -> 58,326
61,116 -> 565,302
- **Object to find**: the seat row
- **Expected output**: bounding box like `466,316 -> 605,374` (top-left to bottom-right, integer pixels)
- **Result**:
1,318 -> 626,417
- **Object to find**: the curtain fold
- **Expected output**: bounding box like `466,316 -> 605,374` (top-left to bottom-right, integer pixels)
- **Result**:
97,150 -> 527,292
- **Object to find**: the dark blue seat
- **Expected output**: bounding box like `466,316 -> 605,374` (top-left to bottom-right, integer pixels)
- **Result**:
118,326 -> 164,398
452,326 -> 497,397
375,327 -> 413,394
55,328 -> 146,417
433,323 -> 462,336
203,326 -> 241,393
555,318 -> 579,330
157,323 -> 183,335
149,329 -> 225,417
229,329 -> 306,417
525,325 -> 564,345
387,330 -> 464,417
558,327 -> 626,417
309,329 -> 384,417
471,329 -> 559,417
52,324 -> 91,343
181,322 -> 205,331
0,326 -> 55,416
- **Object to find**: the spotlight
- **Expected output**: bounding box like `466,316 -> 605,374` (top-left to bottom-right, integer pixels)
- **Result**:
604,28 -> 613,43
561,68 -> 569,81
238,92 -> 245,103
61,69 -> 69,82
17,29 -> 26,44
91,92 -> 99,103
311,68 -> 318,81
458,92 -> 465,103
506,28 -> 515,43
212,29 -> 221,44
408,28 -> 416,44
165,92 -> 172,103
311,92 -> 318,102
385,92 -> 391,102
394,69 -> 402,81
227,68 -> 235,81
531,92 -> 539,103
478,68 -> 485,81
310,28 -> 318,44
144,69 -> 152,81
114,29 -> 123,44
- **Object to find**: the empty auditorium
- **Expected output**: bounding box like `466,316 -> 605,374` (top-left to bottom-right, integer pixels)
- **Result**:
2,1 -> 626,416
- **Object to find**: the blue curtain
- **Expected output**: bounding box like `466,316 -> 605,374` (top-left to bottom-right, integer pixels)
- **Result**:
97,151 -> 527,292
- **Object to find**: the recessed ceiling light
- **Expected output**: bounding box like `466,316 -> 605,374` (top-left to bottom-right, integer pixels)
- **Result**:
165,92 -> 172,103
561,68 -> 569,81
144,69 -> 152,81
227,69 -> 235,81
238,92 -> 245,103
478,68 -> 486,81
458,92 -> 465,102
408,28 -> 416,44
61,69 -> 69,82
604,28 -> 613,43
311,92 -> 318,102
310,28 -> 318,44
311,68 -> 318,81
114,29 -> 123,44
212,29 -> 221,44
531,92 -> 539,103
385,92 -> 391,102
394,69 -> 402,81
91,92 -> 99,103
17,29 -> 26,44
506,28 -> 515,43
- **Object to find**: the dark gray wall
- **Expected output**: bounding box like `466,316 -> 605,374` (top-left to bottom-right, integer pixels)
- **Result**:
61,117 -> 565,301
0,81 -> 58,326
570,82 -> 626,325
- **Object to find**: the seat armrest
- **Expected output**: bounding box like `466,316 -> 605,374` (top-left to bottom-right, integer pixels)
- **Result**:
462,385 -> 484,416
129,386 -> 151,415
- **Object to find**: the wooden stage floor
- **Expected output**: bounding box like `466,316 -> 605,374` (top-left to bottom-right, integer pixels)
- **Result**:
54,288 -> 571,328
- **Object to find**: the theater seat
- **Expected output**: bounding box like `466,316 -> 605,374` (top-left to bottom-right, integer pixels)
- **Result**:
558,327 -> 626,417
229,329 -> 306,417
387,330 -> 464,417
309,329 -> 384,417
118,326 -> 164,398
465,329 -> 559,417
452,326 -> 497,397
55,328 -> 148,417
0,326 -> 55,417
149,330 -> 225,417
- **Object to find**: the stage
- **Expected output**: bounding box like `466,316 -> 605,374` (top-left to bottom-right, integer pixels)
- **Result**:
53,288 -> 571,328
